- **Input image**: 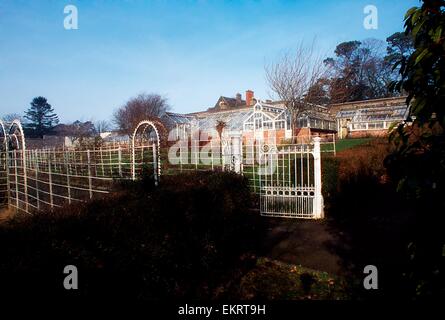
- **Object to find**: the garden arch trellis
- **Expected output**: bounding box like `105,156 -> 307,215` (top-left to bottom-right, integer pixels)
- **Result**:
1,118 -> 323,219
0,119 -> 163,214
0,120 -> 8,209
131,120 -> 161,184
6,120 -> 28,212
0,119 -> 7,150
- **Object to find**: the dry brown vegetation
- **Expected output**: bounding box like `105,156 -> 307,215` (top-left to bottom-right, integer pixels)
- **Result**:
336,139 -> 392,184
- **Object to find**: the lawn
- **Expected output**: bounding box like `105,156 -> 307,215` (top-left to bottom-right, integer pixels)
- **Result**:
232,258 -> 350,300
333,138 -> 373,152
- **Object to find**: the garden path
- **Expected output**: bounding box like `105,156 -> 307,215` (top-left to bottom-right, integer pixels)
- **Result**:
261,219 -> 345,275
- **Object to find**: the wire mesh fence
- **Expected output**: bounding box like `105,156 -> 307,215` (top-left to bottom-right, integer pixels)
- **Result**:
0,116 -> 329,219
0,151 -> 7,207
161,135 -> 321,193
4,143 -> 158,214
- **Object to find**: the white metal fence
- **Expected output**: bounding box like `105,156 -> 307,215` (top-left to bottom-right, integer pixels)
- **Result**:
1,119 -> 326,219
0,119 -> 161,214
3,145 -> 158,213
164,132 -> 325,219
0,151 -> 7,207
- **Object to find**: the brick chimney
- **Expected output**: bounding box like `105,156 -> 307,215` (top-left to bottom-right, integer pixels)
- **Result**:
245,90 -> 254,106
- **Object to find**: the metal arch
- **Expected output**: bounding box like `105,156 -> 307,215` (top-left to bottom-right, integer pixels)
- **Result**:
7,120 -> 28,212
131,120 -> 161,184
8,120 -> 26,151
0,119 -> 9,207
139,123 -> 158,145
0,119 -> 7,152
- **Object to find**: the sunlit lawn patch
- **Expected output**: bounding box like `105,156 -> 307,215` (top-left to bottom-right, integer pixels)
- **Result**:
235,257 -> 350,300
332,138 -> 373,152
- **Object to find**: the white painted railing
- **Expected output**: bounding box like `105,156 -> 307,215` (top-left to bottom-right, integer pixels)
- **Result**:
0,119 -> 160,214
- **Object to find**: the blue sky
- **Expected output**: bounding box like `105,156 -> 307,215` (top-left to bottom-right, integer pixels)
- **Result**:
0,0 -> 419,123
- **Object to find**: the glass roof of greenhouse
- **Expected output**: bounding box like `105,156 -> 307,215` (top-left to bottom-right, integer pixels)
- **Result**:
302,109 -> 336,121
336,105 -> 409,122
196,109 -> 253,131
163,112 -> 194,124
165,101 -> 335,132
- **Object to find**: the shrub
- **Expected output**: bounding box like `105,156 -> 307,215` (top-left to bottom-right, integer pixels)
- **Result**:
321,155 -> 339,206
0,171 -> 263,300
325,139 -> 418,299
322,139 -> 389,209
336,139 -> 390,185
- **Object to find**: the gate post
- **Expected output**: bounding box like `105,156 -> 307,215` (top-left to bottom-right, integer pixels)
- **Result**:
313,137 -> 324,219
229,131 -> 242,174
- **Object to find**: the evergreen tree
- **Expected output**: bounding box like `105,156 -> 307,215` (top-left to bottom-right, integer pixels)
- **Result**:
386,0 -> 445,298
24,97 -> 59,137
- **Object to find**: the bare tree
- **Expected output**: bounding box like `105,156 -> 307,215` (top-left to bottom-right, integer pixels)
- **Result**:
55,120 -> 96,145
95,120 -> 111,134
114,93 -> 170,135
265,40 -> 326,134
2,113 -> 23,123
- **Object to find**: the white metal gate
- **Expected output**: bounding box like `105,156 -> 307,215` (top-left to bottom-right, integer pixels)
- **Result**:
239,135 -> 324,219
257,139 -> 323,219
164,130 -> 324,219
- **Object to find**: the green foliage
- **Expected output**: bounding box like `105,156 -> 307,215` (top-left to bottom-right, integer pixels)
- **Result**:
324,39 -> 403,103
386,0 -> 445,299
24,96 -> 59,138
234,258 -> 350,300
391,1 -> 445,125
305,78 -> 331,105
385,32 -> 415,68
323,34 -> 414,103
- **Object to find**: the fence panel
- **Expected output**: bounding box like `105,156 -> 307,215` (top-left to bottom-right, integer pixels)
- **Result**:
4,144 -> 159,214
1,119 -> 324,219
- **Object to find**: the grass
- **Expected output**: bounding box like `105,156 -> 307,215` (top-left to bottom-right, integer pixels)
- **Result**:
232,257 -> 350,300
333,138 -> 373,152
163,138 -> 373,193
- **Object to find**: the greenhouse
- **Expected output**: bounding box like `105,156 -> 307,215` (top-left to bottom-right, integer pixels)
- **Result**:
296,104 -> 337,131
336,105 -> 410,138
166,101 -> 336,140
162,112 -> 196,139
